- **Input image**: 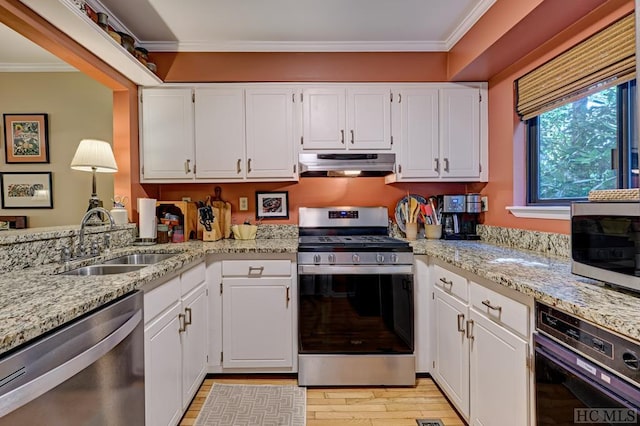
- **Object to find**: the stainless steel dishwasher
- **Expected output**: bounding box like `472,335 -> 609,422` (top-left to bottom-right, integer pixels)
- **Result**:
0,291 -> 144,425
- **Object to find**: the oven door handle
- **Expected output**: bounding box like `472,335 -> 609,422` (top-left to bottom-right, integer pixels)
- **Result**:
298,264 -> 413,275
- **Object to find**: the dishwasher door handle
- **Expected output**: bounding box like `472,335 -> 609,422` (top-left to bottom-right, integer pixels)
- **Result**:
0,309 -> 142,417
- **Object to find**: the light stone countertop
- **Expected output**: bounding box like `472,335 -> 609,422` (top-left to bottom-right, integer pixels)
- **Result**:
411,239 -> 640,342
2,236 -> 640,358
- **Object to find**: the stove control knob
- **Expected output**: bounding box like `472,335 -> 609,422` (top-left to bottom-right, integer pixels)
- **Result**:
352,254 -> 361,264
376,254 -> 385,264
313,254 -> 321,264
390,254 -> 399,264
328,254 -> 336,264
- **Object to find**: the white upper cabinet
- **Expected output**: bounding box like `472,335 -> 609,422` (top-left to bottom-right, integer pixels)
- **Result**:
245,88 -> 298,179
140,88 -> 195,180
194,88 -> 246,179
440,87 -> 481,178
301,86 -> 391,150
387,83 -> 488,183
140,85 -> 299,183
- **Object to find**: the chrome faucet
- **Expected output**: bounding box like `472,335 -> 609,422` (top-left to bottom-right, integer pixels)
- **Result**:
77,207 -> 115,258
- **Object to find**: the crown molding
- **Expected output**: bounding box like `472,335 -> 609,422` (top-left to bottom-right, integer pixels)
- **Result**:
445,0 -> 497,50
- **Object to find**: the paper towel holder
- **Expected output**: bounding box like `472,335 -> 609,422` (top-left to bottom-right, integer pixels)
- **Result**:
134,197 -> 157,246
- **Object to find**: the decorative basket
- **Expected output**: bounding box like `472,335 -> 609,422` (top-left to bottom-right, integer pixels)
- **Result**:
231,224 -> 258,240
587,189 -> 640,201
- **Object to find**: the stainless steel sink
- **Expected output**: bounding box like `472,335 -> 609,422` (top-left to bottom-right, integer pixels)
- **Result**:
60,264 -> 147,276
101,253 -> 178,265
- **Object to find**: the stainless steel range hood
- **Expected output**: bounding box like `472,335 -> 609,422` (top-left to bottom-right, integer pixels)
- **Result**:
298,153 -> 395,177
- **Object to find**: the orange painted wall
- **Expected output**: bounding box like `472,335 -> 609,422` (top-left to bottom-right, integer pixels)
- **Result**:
158,179 -> 470,225
481,0 -> 634,234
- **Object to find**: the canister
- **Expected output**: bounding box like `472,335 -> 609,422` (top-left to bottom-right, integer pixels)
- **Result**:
109,207 -> 128,225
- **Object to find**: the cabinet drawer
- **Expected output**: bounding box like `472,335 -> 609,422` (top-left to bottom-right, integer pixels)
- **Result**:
433,264 -> 468,302
181,262 -> 206,295
222,260 -> 291,277
144,275 -> 181,324
469,281 -> 529,337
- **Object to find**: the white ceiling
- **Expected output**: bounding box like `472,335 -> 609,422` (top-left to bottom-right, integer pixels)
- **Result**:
0,23 -> 76,72
97,0 -> 496,52
0,0 -> 495,72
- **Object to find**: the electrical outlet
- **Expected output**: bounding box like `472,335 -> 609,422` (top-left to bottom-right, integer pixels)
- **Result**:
481,196 -> 488,212
239,197 -> 248,211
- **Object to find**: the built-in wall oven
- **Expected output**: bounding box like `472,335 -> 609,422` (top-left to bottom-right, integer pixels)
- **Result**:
535,302 -> 640,425
297,207 -> 415,386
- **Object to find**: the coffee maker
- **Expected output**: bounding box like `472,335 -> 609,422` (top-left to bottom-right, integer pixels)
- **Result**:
437,194 -> 481,240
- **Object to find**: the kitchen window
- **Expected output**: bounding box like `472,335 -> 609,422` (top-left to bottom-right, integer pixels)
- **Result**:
526,80 -> 637,205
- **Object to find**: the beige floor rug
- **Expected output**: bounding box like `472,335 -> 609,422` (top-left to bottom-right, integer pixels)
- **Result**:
194,383 -> 306,426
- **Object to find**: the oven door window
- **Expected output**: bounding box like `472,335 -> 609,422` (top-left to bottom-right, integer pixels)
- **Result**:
536,346 -> 640,425
571,215 -> 640,276
299,273 -> 413,354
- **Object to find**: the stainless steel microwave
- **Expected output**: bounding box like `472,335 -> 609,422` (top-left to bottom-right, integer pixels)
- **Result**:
571,201 -> 640,293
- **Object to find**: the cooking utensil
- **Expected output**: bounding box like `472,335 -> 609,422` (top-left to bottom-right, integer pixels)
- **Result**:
210,186 -> 232,238
394,194 -> 427,232
198,206 -> 214,232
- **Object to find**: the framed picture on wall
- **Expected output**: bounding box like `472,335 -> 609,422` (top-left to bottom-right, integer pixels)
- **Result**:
255,191 -> 289,219
3,113 -> 50,163
1,172 -> 53,209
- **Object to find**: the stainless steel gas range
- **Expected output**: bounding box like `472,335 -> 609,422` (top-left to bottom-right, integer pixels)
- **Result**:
297,206 -> 415,386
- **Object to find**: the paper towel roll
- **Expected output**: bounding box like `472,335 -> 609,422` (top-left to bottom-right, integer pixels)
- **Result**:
138,198 -> 157,240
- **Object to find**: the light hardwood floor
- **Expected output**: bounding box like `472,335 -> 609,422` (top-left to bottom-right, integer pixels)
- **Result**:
179,376 -> 465,426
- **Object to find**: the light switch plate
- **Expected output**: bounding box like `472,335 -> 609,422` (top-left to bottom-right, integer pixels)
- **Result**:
481,196 -> 488,212
239,197 -> 248,211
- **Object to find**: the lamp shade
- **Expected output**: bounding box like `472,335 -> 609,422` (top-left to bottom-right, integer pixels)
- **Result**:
70,139 -> 118,173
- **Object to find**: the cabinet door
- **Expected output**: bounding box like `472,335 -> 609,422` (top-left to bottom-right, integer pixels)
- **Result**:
181,283 -> 208,408
434,287 -> 470,420
396,88 -> 439,179
144,302 -> 183,426
140,88 -> 195,180
245,88 -> 297,179
222,277 -> 294,368
469,310 -> 529,426
440,87 -> 480,178
302,87 -> 346,150
347,87 -> 392,150
194,88 -> 246,179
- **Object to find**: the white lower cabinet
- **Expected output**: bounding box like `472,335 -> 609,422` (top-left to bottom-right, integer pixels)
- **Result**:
469,309 -> 529,426
208,257 -> 297,372
431,262 -> 531,425
144,262 -> 208,426
434,283 -> 470,419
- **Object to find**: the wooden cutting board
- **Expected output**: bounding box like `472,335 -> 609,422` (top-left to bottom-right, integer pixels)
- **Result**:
209,186 -> 232,239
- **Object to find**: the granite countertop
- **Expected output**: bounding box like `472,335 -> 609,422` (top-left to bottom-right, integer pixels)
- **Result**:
411,239 -> 640,342
2,235 -> 640,358
0,238 -> 298,356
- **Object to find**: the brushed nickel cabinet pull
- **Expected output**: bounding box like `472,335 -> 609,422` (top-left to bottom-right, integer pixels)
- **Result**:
481,299 -> 502,312
434,158 -> 439,172
184,307 -> 192,326
178,313 -> 186,333
350,130 -> 354,144
286,286 -> 290,307
457,313 -> 465,333
439,277 -> 453,289
398,164 -> 402,173
341,130 -> 345,144
466,319 -> 474,340
248,266 -> 264,277
444,158 -> 450,172
247,158 -> 252,173
236,159 -> 242,174
184,159 -> 191,174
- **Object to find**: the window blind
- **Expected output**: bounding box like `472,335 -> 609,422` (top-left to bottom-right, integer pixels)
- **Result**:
515,13 -> 635,120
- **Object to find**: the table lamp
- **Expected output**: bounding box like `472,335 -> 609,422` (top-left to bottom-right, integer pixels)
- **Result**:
70,139 -> 118,211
